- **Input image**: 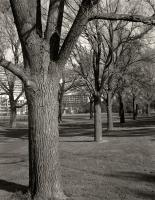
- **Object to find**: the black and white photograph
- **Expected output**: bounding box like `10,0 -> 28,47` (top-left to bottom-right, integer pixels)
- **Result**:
0,0 -> 155,199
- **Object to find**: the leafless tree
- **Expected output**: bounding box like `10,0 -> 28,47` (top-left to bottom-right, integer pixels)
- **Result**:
0,14 -> 26,127
58,68 -> 78,123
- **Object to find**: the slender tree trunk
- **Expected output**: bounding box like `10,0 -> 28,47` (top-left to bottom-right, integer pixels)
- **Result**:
135,104 -> 138,118
89,97 -> 94,119
107,91 -> 113,130
146,103 -> 151,116
9,106 -> 17,128
58,93 -> 63,123
133,96 -> 136,120
25,78 -> 66,200
94,94 -> 102,142
118,94 -> 125,123
9,94 -> 17,128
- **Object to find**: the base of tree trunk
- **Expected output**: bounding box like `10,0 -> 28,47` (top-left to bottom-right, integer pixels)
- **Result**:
94,95 -> 102,143
10,121 -> 17,128
33,193 -> 67,200
94,139 -> 105,143
32,190 -> 68,200
107,127 -> 113,131
94,136 -> 103,143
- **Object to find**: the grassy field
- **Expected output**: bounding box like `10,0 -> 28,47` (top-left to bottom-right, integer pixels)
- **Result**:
0,114 -> 154,199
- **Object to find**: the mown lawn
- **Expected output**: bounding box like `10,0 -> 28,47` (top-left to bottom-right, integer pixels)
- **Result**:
0,114 -> 154,199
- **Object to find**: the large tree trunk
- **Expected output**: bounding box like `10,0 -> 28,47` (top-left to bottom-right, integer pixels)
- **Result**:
25,77 -> 66,200
107,91 -> 113,130
118,94 -> 125,123
94,94 -> 102,142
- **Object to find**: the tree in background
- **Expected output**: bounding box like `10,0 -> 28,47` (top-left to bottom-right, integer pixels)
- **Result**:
72,27 -> 113,141
140,50 -> 155,116
125,58 -> 155,119
58,68 -> 78,123
100,14 -> 153,129
0,13 -> 26,127
74,13 -> 153,132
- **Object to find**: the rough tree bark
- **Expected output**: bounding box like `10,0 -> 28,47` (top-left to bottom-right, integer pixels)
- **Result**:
25,70 -> 65,199
106,91 -> 113,130
94,94 -> 102,142
118,93 -> 125,123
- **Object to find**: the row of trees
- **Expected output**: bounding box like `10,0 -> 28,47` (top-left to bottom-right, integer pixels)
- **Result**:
67,14 -> 155,141
0,0 -> 155,199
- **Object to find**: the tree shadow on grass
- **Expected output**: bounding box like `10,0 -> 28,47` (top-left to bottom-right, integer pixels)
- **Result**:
104,171 -> 155,183
113,116 -> 155,128
59,123 -> 94,137
60,121 -> 155,138
0,179 -> 27,193
0,128 -> 28,140
104,128 -> 155,138
0,117 -> 154,139
60,140 -> 94,143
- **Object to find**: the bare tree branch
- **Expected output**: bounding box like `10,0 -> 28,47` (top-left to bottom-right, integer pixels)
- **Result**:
58,0 -> 99,66
89,12 -> 155,25
15,85 -> 24,102
0,57 -> 29,84
0,80 -> 9,94
36,0 -> 42,37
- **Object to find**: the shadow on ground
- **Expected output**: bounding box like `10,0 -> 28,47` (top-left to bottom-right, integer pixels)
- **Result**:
104,171 -> 155,183
0,117 -> 154,140
60,123 -> 155,138
0,128 -> 28,140
0,179 -> 27,193
59,115 -> 155,138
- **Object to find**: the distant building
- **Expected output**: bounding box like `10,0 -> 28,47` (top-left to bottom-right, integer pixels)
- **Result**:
62,92 -> 89,114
